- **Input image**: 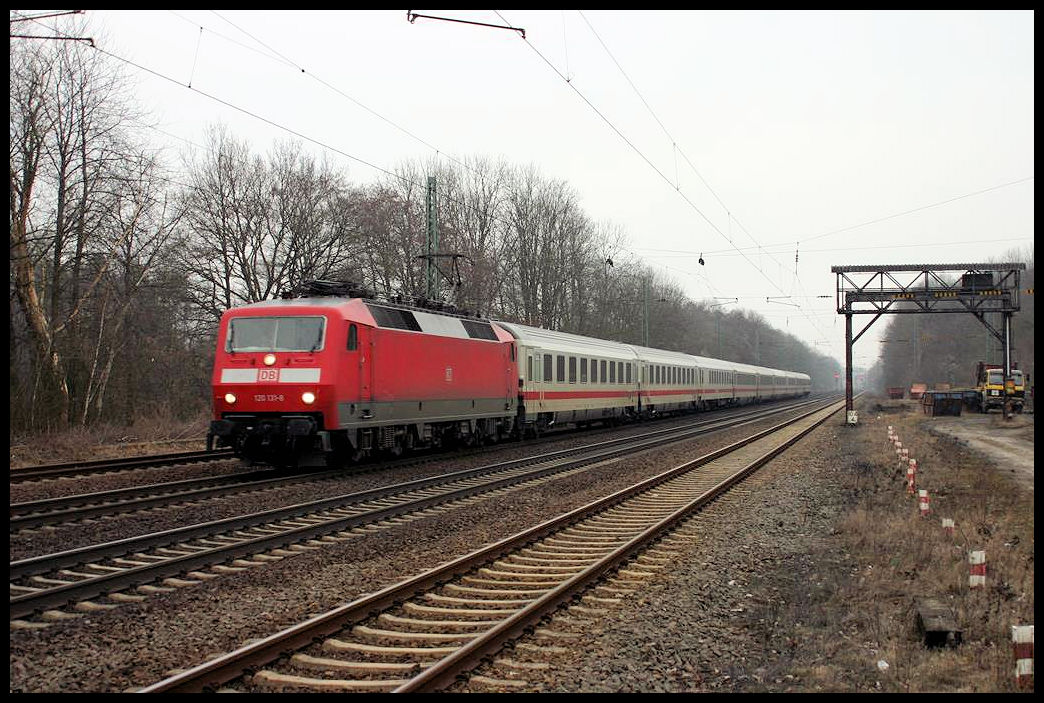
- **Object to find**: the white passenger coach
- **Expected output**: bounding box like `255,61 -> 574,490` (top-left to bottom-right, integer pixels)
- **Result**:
493,321 -> 811,432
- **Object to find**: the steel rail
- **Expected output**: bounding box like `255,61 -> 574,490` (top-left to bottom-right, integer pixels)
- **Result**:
10,449 -> 234,482
10,399 -> 823,621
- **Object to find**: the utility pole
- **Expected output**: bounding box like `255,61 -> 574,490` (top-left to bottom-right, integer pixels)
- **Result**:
643,277 -> 650,347
426,176 -> 438,299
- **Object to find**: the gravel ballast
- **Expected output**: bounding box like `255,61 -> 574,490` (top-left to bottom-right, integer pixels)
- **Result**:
11,398 -> 1031,693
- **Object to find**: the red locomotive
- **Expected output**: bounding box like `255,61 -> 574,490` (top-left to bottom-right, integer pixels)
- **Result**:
209,280 -> 811,466
209,281 -> 517,465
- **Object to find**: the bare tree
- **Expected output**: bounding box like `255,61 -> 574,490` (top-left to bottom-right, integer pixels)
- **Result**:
10,32 -> 178,428
180,128 -> 361,321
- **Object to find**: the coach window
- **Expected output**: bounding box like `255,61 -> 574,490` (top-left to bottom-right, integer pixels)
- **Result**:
527,355 -> 534,382
580,358 -> 588,383
543,354 -> 553,383
347,323 -> 358,350
626,363 -> 632,384
569,357 -> 577,383
608,361 -> 615,383
557,355 -> 565,383
600,360 -> 607,383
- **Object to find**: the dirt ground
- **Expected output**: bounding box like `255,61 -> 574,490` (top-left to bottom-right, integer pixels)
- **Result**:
923,413 -> 1034,492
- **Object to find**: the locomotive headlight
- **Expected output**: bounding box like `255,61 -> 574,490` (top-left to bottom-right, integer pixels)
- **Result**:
263,353 -> 277,366
302,391 -> 316,404
224,393 -> 237,404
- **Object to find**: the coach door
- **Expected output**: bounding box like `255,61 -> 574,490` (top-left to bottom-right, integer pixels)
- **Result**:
638,363 -> 647,413
356,324 -> 372,403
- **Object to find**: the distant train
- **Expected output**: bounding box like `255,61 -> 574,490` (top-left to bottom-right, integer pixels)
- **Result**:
208,281 -> 811,465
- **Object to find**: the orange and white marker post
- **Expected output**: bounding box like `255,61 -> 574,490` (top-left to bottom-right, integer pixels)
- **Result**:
918,489 -> 930,517
969,551 -> 986,589
1012,625 -> 1034,688
941,517 -> 954,536
906,462 -> 917,494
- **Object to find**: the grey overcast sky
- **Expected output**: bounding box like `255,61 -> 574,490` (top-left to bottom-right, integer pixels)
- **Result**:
34,10 -> 1034,368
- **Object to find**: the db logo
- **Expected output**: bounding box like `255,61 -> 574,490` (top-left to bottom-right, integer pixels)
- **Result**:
445,367 -> 453,382
259,368 -> 279,382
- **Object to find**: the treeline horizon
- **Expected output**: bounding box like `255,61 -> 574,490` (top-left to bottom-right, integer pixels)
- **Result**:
11,29 -> 841,434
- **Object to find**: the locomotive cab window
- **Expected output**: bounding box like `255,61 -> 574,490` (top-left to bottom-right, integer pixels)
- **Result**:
227,316 -> 325,352
346,323 -> 358,351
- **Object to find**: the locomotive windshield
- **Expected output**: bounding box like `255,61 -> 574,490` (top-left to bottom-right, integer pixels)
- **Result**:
226,316 -> 325,352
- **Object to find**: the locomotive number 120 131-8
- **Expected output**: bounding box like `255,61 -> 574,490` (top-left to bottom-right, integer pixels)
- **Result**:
253,394 -> 285,402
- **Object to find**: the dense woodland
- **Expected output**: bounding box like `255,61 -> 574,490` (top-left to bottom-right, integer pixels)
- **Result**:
12,33 -> 864,434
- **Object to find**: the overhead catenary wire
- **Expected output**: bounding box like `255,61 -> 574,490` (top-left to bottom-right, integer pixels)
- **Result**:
635,235 -> 1036,258
525,10 -> 832,342
20,10 -> 716,315
18,12 -> 891,356
495,11 -> 792,299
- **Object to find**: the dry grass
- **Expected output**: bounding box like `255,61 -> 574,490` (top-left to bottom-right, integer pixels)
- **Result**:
9,410 -> 212,467
827,404 -> 1034,692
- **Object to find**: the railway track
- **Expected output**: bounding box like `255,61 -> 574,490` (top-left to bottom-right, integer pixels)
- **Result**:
9,449 -> 235,483
10,398 -> 826,625
10,398 -> 825,533
140,397 -> 843,692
